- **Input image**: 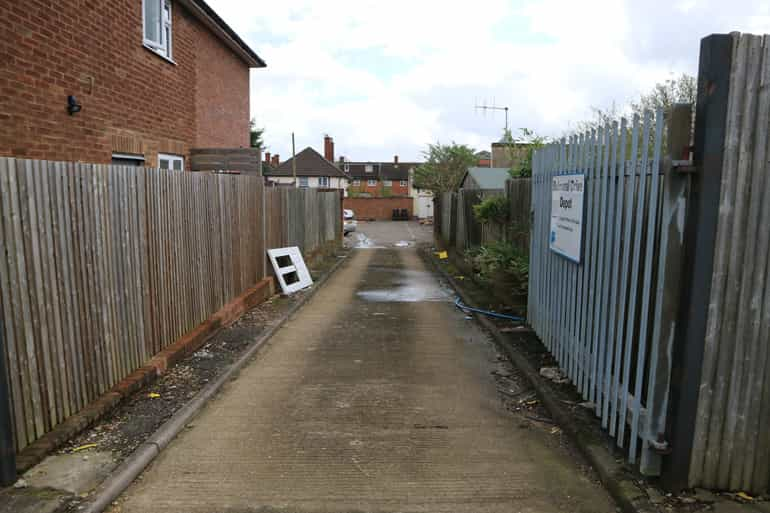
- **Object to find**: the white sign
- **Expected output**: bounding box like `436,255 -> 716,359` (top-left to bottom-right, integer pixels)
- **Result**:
550,173 -> 585,263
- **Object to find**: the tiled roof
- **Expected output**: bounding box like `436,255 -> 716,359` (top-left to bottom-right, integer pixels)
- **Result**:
344,161 -> 421,180
265,147 -> 348,178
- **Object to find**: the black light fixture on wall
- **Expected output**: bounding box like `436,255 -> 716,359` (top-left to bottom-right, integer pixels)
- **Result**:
67,95 -> 82,115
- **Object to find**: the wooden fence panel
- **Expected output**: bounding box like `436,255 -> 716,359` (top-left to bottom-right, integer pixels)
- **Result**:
688,33 -> 770,493
0,159 -> 341,452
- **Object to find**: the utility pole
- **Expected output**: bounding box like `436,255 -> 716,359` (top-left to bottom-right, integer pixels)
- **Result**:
291,133 -> 297,188
0,318 -> 16,486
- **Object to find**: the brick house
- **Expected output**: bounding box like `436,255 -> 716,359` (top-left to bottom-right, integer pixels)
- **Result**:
343,156 -> 419,198
263,138 -> 349,191
0,0 -> 265,170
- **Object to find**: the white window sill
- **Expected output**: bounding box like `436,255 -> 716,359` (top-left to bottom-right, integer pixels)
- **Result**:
143,43 -> 177,65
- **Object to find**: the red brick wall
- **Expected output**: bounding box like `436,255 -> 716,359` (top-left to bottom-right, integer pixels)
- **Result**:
388,180 -> 409,196
194,22 -> 250,148
344,197 -> 413,221
0,0 -> 250,166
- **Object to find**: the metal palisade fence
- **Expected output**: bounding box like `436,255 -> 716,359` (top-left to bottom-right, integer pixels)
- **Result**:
0,158 -> 341,452
528,107 -> 689,475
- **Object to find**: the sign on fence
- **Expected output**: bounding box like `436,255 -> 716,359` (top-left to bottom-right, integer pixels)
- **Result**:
549,173 -> 584,263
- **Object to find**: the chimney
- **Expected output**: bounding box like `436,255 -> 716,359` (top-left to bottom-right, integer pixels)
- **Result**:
394,155 -> 399,165
272,155 -> 279,166
324,135 -> 334,162
265,151 -> 271,164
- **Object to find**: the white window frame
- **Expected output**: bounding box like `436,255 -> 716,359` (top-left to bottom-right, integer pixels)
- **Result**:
318,176 -> 330,187
383,180 -> 392,187
400,180 -> 408,187
365,164 -> 373,173
298,176 -> 309,188
352,179 -> 360,186
143,0 -> 173,61
367,179 -> 377,186
344,163 -> 350,172
158,153 -> 184,171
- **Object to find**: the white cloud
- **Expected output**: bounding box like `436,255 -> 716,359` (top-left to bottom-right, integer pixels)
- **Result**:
209,0 -> 768,161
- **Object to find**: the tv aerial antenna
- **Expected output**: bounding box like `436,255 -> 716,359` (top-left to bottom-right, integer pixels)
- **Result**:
475,98 -> 509,132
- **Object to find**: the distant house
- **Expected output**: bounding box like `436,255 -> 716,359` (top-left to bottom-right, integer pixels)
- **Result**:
460,167 -> 510,191
475,150 -> 492,167
0,0 -> 266,171
344,157 -> 420,198
263,143 -> 349,191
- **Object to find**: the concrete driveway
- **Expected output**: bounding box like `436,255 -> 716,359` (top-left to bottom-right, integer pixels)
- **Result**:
110,226 -> 615,513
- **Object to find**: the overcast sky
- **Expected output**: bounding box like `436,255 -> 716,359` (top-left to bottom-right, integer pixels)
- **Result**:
210,0 -> 768,162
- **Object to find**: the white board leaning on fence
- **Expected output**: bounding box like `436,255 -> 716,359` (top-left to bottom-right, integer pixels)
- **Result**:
550,173 -> 585,263
267,246 -> 314,294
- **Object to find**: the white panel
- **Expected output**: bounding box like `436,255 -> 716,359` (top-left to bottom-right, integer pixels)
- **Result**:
267,246 -> 313,294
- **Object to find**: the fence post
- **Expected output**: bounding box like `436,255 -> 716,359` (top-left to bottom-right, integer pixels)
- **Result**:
661,33 -> 734,491
0,317 -> 17,486
638,103 -> 693,476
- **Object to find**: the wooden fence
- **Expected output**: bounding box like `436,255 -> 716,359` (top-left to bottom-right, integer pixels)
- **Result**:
0,158 -> 340,451
435,179 -> 531,254
686,33 -> 770,493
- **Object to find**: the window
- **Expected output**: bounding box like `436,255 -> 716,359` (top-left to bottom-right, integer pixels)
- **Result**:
111,153 -> 145,167
367,179 -> 377,186
383,180 -> 392,187
143,0 -> 173,60
158,153 -> 183,171
318,176 -> 330,187
352,179 -> 360,186
344,163 -> 350,172
400,180 -> 408,187
365,164 -> 373,173
298,176 -> 309,188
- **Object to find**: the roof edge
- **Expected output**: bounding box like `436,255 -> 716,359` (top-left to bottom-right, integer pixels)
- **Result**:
179,0 -> 266,68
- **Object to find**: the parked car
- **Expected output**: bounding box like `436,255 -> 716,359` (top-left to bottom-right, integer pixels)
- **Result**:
343,209 -> 357,235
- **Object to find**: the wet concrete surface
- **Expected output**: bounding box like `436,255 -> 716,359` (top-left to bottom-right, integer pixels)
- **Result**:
108,234 -> 617,513
345,221 -> 433,250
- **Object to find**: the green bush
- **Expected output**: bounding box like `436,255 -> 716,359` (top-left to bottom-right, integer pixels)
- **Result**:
466,241 -> 528,295
472,195 -> 508,225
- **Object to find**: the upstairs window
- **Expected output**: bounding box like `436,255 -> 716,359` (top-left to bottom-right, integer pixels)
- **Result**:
400,180 -> 408,187
383,180 -> 392,187
319,176 -> 330,187
367,179 -> 377,186
365,164 -> 373,173
144,0 -> 173,60
299,177 -> 309,188
352,179 -> 360,186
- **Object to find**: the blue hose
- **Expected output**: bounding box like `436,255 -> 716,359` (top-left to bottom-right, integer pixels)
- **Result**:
454,297 -> 525,322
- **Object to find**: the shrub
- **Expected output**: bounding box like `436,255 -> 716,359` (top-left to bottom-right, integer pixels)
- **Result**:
472,195 -> 508,225
466,241 -> 528,295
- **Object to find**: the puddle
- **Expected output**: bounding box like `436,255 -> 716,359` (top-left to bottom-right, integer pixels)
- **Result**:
353,233 -> 385,249
357,269 -> 452,302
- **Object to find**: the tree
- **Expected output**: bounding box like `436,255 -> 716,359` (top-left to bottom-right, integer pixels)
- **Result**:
575,73 -> 696,131
631,73 -> 696,116
413,142 -> 477,194
249,119 -> 264,150
511,128 -> 547,178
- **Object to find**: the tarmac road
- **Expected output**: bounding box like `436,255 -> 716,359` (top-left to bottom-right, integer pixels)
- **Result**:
110,221 -> 616,513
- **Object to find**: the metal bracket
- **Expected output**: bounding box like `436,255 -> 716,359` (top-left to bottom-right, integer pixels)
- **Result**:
650,437 -> 672,455
672,160 -> 697,174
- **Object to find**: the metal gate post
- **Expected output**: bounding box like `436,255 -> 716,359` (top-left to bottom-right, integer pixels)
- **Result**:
0,316 -> 17,486
661,33 -> 734,491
